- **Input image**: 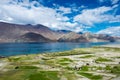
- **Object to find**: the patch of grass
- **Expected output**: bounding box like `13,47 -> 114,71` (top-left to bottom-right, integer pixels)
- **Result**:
97,66 -> 103,70
105,65 -> 111,71
0,69 -> 77,80
59,62 -> 70,65
65,66 -> 73,70
57,58 -> 73,66
95,57 -> 112,62
7,56 -> 34,62
111,66 -> 120,75
49,49 -> 92,56
105,47 -> 120,52
114,56 -> 120,58
44,60 -> 55,66
29,71 -> 60,80
7,57 -> 21,62
80,65 -> 89,71
58,58 -> 73,62
94,47 -> 120,52
64,72 -> 77,80
0,70 -> 36,80
78,72 -> 103,80
80,55 -> 95,58
0,70 -> 60,80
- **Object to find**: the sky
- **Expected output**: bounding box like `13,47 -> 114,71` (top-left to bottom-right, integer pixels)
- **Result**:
0,0 -> 120,35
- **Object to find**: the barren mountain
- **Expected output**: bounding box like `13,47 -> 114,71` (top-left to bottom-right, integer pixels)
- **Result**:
0,22 -> 60,42
0,22 -> 117,43
17,32 -> 52,42
58,32 -> 88,42
58,32 -> 116,42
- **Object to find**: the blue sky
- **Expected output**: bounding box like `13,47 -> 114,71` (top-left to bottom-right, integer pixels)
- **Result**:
0,0 -> 120,34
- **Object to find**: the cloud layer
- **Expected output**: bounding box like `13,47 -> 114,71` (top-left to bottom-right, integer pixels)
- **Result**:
0,0 -> 120,33
97,26 -> 120,36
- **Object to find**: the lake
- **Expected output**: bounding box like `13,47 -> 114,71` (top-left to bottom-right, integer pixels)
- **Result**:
0,42 -> 118,56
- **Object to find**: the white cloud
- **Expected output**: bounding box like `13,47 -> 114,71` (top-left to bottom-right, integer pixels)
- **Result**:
97,26 -> 120,36
0,0 -> 119,33
109,15 -> 120,23
57,6 -> 72,14
111,0 -> 119,4
0,0 -> 78,31
64,22 -> 77,27
74,27 -> 83,32
74,6 -> 112,26
99,0 -> 110,3
99,0 -> 119,5
74,6 -> 120,26
0,0 -> 12,4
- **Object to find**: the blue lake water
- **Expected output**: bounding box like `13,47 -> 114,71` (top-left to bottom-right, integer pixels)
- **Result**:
0,42 -> 118,56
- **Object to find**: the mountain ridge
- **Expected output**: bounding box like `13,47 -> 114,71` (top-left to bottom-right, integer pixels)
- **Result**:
0,22 -> 118,43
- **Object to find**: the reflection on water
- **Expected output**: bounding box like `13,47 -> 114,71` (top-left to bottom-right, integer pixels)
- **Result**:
0,42 -> 117,56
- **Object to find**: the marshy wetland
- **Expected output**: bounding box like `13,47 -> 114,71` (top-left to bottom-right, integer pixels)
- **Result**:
0,46 -> 120,80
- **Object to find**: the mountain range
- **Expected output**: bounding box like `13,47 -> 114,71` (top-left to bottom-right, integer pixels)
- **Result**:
0,22 -> 119,43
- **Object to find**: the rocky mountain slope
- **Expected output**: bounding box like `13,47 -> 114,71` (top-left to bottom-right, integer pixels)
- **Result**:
58,32 -> 88,42
58,32 -> 116,42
